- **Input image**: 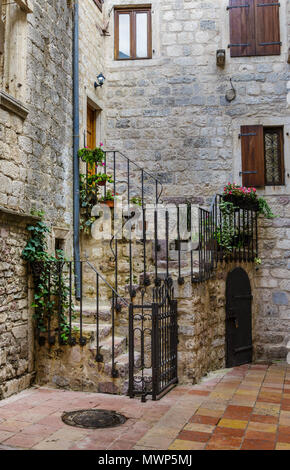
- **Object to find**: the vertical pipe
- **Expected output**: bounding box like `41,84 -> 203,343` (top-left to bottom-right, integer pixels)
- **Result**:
47,264 -> 51,346
96,273 -> 102,362
73,0 -> 81,299
58,262 -> 62,345
166,210 -> 169,280
128,160 -> 133,297
111,292 -> 116,377
128,303 -> 134,398
113,152 -> 118,303
69,262 -> 72,344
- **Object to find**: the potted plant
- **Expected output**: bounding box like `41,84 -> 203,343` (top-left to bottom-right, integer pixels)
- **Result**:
222,183 -> 259,211
96,173 -> 114,186
78,143 -> 105,167
99,190 -> 119,208
222,182 -> 275,218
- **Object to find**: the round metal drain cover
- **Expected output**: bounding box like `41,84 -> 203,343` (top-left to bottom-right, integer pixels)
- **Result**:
61,409 -> 127,429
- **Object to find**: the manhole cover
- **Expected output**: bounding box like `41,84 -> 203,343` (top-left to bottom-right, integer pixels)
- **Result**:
61,409 -> 127,429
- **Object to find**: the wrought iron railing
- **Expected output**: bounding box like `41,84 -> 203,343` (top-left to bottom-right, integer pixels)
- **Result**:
194,194 -> 259,282
32,259 -> 129,379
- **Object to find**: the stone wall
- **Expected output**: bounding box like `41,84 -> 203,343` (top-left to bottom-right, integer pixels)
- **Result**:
0,210 -> 36,399
0,0 -> 73,229
0,1 -> 74,399
79,0 -> 106,146
100,0 -> 290,361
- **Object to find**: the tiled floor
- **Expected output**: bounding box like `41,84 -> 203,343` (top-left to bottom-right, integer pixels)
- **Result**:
0,363 -> 289,450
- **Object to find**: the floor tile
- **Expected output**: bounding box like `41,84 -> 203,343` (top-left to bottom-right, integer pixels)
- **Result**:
178,430 -> 211,443
169,439 -> 205,450
241,439 -> 275,450
218,418 -> 248,430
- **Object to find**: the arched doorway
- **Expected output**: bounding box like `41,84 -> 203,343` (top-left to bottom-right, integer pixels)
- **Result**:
226,268 -> 253,368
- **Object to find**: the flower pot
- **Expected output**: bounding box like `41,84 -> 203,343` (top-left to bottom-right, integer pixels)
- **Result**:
223,194 -> 259,211
101,200 -> 114,208
97,181 -> 106,187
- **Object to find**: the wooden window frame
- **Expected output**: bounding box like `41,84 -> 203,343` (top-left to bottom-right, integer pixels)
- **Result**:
240,125 -> 285,187
264,126 -> 284,186
114,5 -> 152,61
93,0 -> 103,12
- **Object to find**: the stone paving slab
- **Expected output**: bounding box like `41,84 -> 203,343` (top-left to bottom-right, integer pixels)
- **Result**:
0,363 -> 289,450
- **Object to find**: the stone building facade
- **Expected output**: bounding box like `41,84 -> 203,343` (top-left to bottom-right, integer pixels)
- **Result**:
0,0 -> 74,399
100,0 -> 290,361
1,0 -> 290,399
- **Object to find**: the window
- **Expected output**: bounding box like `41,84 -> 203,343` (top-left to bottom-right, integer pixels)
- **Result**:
114,5 -> 152,60
240,125 -> 284,187
228,0 -> 281,57
93,0 -> 103,12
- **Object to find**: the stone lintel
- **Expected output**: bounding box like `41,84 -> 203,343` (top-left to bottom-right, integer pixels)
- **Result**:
0,91 -> 29,119
0,206 -> 40,225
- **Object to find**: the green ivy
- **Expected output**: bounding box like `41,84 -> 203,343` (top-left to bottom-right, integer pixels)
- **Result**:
22,213 -> 77,343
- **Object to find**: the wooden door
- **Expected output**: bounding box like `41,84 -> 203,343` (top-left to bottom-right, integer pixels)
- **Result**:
226,268 -> 253,368
87,105 -> 96,175
87,105 -> 96,150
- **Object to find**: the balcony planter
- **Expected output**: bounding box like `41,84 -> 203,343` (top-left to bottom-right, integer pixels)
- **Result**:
223,194 -> 259,211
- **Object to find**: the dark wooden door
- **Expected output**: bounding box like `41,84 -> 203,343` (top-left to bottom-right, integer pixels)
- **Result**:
226,268 -> 253,367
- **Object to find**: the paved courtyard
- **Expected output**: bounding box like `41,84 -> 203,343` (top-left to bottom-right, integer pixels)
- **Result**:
0,363 -> 289,451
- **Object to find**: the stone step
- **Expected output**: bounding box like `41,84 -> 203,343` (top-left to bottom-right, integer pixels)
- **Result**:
75,302 -> 112,322
104,351 -> 141,378
72,322 -> 111,340
89,335 -> 127,362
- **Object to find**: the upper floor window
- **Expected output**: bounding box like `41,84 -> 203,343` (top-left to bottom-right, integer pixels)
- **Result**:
228,0 -> 281,57
114,5 -> 152,60
240,125 -> 284,187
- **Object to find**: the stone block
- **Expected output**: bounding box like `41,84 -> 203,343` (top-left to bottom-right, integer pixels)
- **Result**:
272,292 -> 288,306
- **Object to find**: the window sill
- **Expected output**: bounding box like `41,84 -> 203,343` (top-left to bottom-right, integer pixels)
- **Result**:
0,91 -> 29,120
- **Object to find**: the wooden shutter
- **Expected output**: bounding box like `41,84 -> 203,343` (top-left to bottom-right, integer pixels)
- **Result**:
228,0 -> 256,57
255,0 -> 281,56
0,0 -> 4,55
240,125 -> 265,187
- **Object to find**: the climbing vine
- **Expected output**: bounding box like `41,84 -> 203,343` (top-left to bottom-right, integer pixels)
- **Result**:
22,211 -> 77,343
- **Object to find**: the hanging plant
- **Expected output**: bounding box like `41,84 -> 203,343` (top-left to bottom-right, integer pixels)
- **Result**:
222,183 -> 275,218
78,143 -> 105,166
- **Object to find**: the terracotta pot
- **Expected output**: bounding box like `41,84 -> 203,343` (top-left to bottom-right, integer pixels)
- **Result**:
101,200 -> 114,208
97,180 -> 106,186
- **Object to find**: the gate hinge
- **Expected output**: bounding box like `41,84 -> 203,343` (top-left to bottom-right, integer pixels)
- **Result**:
239,132 -> 257,138
257,2 -> 280,6
239,171 -> 257,176
227,4 -> 250,9
228,43 -> 250,48
259,42 -> 282,46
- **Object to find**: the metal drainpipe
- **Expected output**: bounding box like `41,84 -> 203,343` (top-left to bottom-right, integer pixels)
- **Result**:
73,0 -> 81,299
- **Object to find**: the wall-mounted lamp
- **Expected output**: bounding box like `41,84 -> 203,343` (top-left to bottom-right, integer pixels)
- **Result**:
94,73 -> 106,89
216,49 -> 226,67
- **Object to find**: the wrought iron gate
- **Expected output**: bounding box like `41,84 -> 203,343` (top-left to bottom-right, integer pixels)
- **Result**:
128,280 -> 178,402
